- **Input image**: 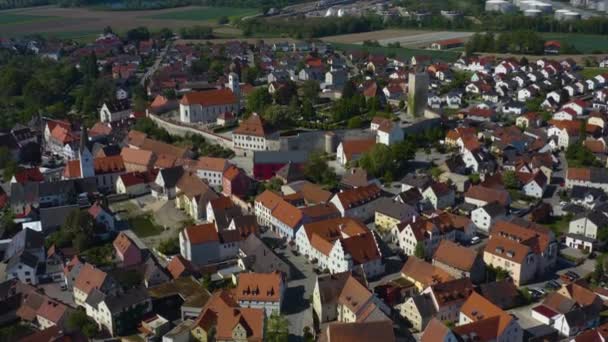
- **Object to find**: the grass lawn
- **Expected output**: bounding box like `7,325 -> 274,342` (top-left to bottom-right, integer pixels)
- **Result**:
0,13 -> 53,25
581,67 -> 608,79
331,42 -> 460,62
128,215 -> 164,238
541,33 -> 608,54
146,6 -> 258,22
42,30 -> 100,42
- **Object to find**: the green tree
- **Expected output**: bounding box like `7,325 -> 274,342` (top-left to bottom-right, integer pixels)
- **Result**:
347,116 -> 363,128
502,171 -> 519,189
342,80 -> 357,99
301,80 -> 320,104
414,242 -> 425,259
274,80 -> 298,105
247,87 -> 272,113
158,236 -> 179,255
304,152 -> 338,188
358,144 -> 393,177
66,309 -> 98,337
262,105 -> 290,128
265,313 -> 289,342
217,15 -> 229,24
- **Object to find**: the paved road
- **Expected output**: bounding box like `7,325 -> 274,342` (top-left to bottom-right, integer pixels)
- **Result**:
262,232 -> 314,341
140,42 -> 170,87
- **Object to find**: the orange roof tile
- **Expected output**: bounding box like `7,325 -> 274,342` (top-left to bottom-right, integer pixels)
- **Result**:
457,292 -> 514,338
433,240 -> 478,272
401,256 -> 453,287
73,263 -> 108,295
233,114 -> 273,137
235,271 -> 283,303
181,88 -> 237,106
184,223 -> 219,244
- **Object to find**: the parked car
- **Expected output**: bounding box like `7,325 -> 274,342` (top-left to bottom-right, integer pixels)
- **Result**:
470,236 -> 481,245
546,280 -> 561,290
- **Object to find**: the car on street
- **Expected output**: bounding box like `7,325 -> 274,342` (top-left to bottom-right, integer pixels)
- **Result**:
470,236 -> 481,245
546,280 -> 561,290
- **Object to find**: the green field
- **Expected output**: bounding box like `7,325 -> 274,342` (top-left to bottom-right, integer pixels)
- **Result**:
331,42 -> 460,62
542,33 -> 608,54
581,67 -> 608,79
0,12 -> 52,25
146,6 -> 258,22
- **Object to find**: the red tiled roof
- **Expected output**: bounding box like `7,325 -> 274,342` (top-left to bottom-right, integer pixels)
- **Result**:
180,88 -> 236,106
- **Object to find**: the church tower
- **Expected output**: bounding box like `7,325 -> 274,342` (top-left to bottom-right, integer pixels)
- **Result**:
228,72 -> 240,99
79,125 -> 94,178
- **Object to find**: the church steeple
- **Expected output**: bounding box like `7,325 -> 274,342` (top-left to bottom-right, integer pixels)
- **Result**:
79,125 -> 94,178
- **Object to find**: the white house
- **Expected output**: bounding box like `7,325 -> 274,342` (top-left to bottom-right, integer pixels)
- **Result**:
99,99 -> 131,123
471,202 -> 506,233
296,217 -> 384,278
421,183 -> 455,209
232,113 -> 278,152
375,118 -> 404,146
235,272 -> 285,316
329,184 -> 382,221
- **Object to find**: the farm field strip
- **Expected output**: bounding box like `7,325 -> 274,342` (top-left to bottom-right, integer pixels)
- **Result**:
144,6 -> 258,21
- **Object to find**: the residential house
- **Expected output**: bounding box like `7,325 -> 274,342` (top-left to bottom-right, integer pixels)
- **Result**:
115,170 -> 158,197
471,202 -> 507,233
420,318 -> 458,342
84,287 -> 151,336
190,289 -> 265,342
465,185 -> 511,208
312,271 -> 390,324
193,157 -> 229,186
318,321 -> 395,342
432,240 -> 485,283
336,138 -> 376,166
372,117 -> 404,146
329,184 -> 383,221
455,292 -> 523,342
73,263 -> 117,307
235,272 -> 284,316
296,218 -> 384,278
238,234 -> 291,279
532,280 -> 603,337
175,171 -> 219,221
422,183 -> 455,209
567,167 -> 608,193
400,256 -> 454,292
483,219 -> 558,286
120,147 -> 156,172
374,198 -> 418,232
99,99 -> 132,123
113,232 -> 142,267
222,165 -> 250,198
479,279 -> 522,310
393,212 -> 474,258
179,223 -> 245,266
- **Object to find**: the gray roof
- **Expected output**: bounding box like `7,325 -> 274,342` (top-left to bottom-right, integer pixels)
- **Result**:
39,205 -> 79,230
253,151 -> 308,164
6,251 -> 39,270
576,210 -> 608,228
375,198 -> 417,220
104,287 -> 150,313
4,228 -> 44,262
239,234 -> 290,277
570,186 -> 607,202
159,166 -> 184,188
480,202 -> 507,217
400,174 -> 431,191
411,293 -> 437,318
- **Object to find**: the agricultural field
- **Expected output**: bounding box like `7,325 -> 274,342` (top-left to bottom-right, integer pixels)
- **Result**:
0,5 -> 251,38
322,29 -> 474,49
0,12 -> 53,25
331,42 -> 461,62
581,67 -> 608,79
542,33 -> 608,54
146,6 -> 258,22
321,29 -> 432,44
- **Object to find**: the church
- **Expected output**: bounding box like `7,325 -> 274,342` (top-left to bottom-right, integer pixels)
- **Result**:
179,73 -> 240,124
63,126 -> 126,193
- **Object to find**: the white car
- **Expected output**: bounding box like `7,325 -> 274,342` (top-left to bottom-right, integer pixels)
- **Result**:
470,236 -> 481,245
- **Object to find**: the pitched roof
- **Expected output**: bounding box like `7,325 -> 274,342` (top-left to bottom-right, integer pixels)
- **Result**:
166,255 -> 198,279
456,292 -> 515,339
113,232 -> 140,256
340,138 -> 376,161
233,114 -> 274,137
465,185 -> 510,206
421,318 -> 453,342
401,256 -> 454,287
321,320 -> 395,342
271,200 -> 302,228
184,223 -> 219,244
335,184 -> 382,209
13,168 -> 44,184
433,240 -> 478,272
73,263 -> 109,295
235,272 -> 283,303
196,157 -> 229,172
180,88 -> 237,106
255,190 -> 284,210
121,147 -> 155,167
